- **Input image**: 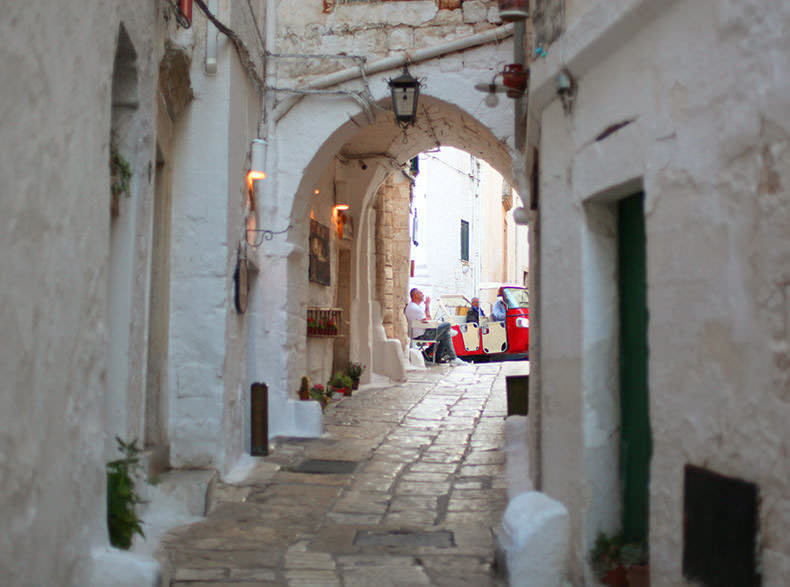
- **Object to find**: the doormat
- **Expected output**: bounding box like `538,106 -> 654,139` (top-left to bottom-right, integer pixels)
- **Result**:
288,459 -> 358,475
353,529 -> 455,548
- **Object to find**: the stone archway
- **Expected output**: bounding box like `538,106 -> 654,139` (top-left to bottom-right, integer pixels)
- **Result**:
251,40 -> 525,439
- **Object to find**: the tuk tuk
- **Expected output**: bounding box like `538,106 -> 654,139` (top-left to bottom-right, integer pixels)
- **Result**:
432,285 -> 529,362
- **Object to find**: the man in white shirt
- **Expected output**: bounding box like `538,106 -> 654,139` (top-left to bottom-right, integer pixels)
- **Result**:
405,288 -> 463,364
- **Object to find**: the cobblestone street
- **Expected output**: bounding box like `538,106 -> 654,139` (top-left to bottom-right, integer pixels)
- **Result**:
157,361 -> 527,586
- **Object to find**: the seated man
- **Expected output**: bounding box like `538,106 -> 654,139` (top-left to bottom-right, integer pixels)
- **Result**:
491,295 -> 507,322
405,288 -> 464,365
466,297 -> 486,323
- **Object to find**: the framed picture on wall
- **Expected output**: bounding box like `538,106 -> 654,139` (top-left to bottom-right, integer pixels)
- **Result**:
309,219 -> 330,286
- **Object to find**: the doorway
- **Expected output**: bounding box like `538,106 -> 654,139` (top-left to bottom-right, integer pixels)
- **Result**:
143,142 -> 172,473
617,192 -> 651,542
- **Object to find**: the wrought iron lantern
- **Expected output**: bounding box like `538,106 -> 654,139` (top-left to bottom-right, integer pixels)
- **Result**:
388,65 -> 421,128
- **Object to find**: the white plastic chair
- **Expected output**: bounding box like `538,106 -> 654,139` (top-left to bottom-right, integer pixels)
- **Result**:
406,319 -> 439,364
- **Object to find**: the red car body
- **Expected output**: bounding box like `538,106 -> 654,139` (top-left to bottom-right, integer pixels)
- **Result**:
437,286 -> 529,362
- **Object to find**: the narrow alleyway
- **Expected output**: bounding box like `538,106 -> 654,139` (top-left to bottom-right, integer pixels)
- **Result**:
157,362 -> 525,586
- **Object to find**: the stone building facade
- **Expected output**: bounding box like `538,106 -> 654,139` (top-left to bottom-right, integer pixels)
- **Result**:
2,1 -> 526,583
523,0 -> 790,584
374,173 -> 413,345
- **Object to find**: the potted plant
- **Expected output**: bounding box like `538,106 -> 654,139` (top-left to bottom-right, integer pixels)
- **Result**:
346,362 -> 365,389
328,372 -> 354,396
590,532 -> 626,586
621,541 -> 648,587
308,383 -> 328,410
589,532 -> 648,587
297,376 -> 311,401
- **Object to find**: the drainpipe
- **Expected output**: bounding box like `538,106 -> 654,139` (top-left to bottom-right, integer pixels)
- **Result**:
272,24 -> 515,123
513,21 -> 526,150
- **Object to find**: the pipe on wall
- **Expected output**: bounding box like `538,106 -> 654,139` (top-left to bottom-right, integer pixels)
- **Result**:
271,24 -> 515,124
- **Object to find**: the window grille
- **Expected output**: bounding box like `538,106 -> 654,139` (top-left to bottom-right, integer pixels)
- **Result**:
460,220 -> 470,262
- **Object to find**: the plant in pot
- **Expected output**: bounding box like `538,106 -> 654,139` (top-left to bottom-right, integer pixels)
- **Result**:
621,541 -> 648,587
328,372 -> 354,396
590,532 -> 627,586
308,383 -> 328,410
346,362 -> 365,389
590,532 -> 648,587
297,376 -> 311,401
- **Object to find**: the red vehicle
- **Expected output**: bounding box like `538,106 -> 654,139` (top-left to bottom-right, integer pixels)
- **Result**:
433,285 -> 529,362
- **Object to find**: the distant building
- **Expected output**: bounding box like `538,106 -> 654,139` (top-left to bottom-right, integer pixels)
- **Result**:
409,147 -> 529,313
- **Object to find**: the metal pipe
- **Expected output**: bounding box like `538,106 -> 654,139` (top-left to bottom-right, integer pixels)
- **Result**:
272,24 -> 515,123
513,21 -> 526,151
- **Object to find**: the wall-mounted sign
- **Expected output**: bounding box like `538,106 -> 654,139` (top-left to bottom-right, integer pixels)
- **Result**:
309,219 -> 330,286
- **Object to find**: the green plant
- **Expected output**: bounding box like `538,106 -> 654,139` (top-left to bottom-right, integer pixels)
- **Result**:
590,532 -> 624,580
107,437 -> 145,549
298,375 -> 311,400
346,361 -> 365,381
110,146 -> 132,198
620,540 -> 647,567
589,532 -> 647,581
328,371 -> 353,390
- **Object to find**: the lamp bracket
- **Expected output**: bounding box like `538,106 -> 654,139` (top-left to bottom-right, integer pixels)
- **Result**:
246,224 -> 293,248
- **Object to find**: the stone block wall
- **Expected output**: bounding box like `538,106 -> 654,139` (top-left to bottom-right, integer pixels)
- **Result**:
275,0 -> 504,83
374,173 -> 413,346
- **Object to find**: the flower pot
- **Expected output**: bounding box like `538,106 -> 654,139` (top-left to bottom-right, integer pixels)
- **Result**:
352,380 -> 359,390
498,0 -> 528,22
603,566 -> 628,587
502,64 -> 528,98
627,565 -> 649,587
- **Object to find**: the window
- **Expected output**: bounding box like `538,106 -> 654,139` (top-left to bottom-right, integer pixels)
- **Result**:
683,465 -> 760,586
460,220 -> 469,262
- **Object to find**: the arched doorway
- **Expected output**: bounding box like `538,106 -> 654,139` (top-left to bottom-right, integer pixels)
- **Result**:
251,57 -> 527,438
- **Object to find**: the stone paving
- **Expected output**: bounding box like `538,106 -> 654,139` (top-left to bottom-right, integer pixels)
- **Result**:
157,361 -> 526,586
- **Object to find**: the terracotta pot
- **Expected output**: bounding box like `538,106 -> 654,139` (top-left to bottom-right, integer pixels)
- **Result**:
498,0 -> 528,22
603,566 -> 628,587
502,64 -> 528,98
627,565 -> 649,587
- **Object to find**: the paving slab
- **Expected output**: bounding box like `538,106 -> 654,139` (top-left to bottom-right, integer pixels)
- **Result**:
157,361 -> 524,586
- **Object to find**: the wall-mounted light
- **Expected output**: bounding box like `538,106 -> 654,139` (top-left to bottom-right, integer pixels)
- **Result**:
388,65 -> 421,128
313,188 -> 321,195
555,68 -> 576,116
332,204 -> 351,239
247,139 -> 267,195
246,170 -> 266,192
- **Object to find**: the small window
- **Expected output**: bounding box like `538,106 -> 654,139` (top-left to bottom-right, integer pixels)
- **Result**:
460,220 -> 469,262
683,465 -> 760,586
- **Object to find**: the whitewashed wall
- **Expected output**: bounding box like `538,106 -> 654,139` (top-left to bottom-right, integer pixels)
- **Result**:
167,5 -> 263,471
411,148 -> 478,299
0,1 -> 167,583
530,0 -> 790,583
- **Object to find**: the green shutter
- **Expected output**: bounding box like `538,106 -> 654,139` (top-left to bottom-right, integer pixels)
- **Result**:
618,193 -> 651,542
460,220 -> 469,261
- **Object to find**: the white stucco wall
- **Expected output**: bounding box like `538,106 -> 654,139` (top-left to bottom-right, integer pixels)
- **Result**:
167,4 -> 264,472
531,0 -> 790,583
0,1 -> 167,583
411,148 -> 478,298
